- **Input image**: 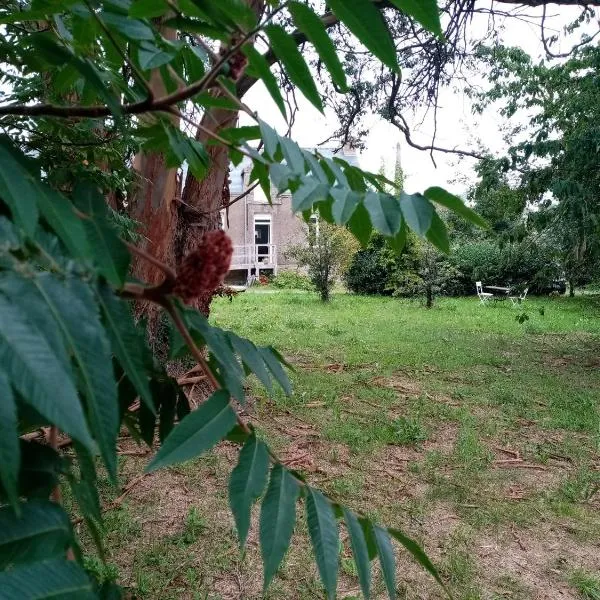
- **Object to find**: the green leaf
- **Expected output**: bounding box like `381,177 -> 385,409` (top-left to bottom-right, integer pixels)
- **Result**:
388,528 -> 447,590
343,509 -> 371,599
306,488 -> 339,599
5,441 -> 64,501
243,45 -> 287,118
129,0 -> 168,18
32,275 -> 119,480
258,120 -> 280,159
0,295 -> 93,450
147,390 -> 236,471
389,220 -> 408,253
288,1 -> 348,92
280,137 -> 306,174
0,558 -> 95,599
229,434 -> 270,549
265,24 -> 324,113
374,525 -> 396,599
260,464 -> 300,590
183,312 -> 246,401
259,346 -> 291,395
0,138 -> 39,235
74,182 -> 130,287
326,0 -> 399,72
0,370 -> 19,508
102,10 -> 155,40
0,500 -> 73,569
163,124 -> 209,180
0,216 -> 21,250
424,186 -> 488,228
331,188 -> 360,225
73,57 -> 123,119
364,192 -> 403,236
425,211 -> 450,253
399,192 -> 434,236
138,40 -> 176,70
0,273 -> 71,373
389,0 -> 442,37
228,333 -> 273,393
97,283 -> 154,412
292,178 -> 329,213
36,189 -> 90,260
347,202 -> 372,247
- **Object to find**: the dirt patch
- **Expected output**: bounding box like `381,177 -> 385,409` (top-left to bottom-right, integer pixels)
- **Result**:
371,374 -> 423,396
477,524 -> 600,600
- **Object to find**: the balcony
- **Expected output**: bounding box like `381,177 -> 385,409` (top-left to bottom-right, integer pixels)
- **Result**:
230,244 -> 277,271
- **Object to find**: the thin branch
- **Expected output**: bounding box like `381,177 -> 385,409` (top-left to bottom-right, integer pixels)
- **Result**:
391,113 -> 485,160
124,240 -> 177,281
541,3 -> 600,58
173,108 -> 255,160
225,180 -> 260,210
217,79 -> 257,120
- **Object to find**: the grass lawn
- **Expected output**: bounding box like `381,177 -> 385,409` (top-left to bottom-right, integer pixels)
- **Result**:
82,291 -> 600,599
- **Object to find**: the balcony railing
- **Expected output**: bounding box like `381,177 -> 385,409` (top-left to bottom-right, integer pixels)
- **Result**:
230,244 -> 277,269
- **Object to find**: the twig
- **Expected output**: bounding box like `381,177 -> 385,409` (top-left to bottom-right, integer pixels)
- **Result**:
49,427 -> 61,503
511,527 -> 527,551
72,473 -> 148,526
494,446 -> 520,458
494,461 -> 548,471
177,376 -> 207,385
124,241 -> 177,281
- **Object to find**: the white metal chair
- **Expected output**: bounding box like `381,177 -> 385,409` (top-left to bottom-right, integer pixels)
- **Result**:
509,287 -> 528,307
476,281 -> 493,304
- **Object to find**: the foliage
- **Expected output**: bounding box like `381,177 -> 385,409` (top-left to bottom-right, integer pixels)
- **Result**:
286,221 -> 359,301
449,239 -> 561,296
474,43 -> 600,294
270,270 -> 315,291
345,234 -> 401,296
0,0 -> 492,597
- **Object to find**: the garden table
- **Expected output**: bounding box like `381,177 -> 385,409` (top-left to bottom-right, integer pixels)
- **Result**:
485,285 -> 511,300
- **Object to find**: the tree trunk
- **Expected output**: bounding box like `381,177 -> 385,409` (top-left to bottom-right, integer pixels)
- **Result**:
131,0 -> 264,307
174,105 -> 238,265
129,25 -> 179,288
426,283 -> 433,308
569,279 -> 575,297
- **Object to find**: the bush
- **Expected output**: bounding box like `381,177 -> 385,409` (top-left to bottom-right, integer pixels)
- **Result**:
449,239 -> 561,295
344,235 -> 399,295
270,271 -> 315,291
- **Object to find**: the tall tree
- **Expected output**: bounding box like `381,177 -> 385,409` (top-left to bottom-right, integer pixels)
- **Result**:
473,42 -> 600,292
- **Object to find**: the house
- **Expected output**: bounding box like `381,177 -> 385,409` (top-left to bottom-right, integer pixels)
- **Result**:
223,146 -> 360,284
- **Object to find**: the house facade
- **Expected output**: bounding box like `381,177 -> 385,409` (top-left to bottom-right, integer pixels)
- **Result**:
223,147 -> 359,283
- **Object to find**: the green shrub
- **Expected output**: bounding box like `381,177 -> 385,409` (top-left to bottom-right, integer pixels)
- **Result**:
448,239 -> 561,296
270,271 -> 315,291
344,235 -> 401,295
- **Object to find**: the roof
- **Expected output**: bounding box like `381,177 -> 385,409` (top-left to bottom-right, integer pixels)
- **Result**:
229,147 -> 361,194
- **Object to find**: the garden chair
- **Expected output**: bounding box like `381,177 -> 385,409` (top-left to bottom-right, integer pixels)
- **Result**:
476,281 -> 494,304
509,287 -> 528,307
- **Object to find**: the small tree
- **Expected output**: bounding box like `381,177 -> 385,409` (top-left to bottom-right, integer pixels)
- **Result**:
287,221 -> 359,302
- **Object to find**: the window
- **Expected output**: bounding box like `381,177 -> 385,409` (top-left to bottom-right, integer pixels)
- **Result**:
254,215 -> 272,263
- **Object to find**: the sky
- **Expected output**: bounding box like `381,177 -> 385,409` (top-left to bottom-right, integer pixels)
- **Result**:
240,2 -> 595,198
